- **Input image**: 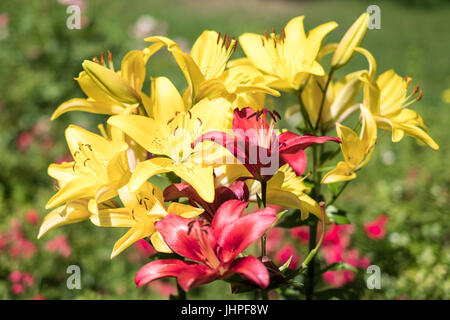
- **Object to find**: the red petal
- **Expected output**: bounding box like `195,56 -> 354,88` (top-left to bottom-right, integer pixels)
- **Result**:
280,149 -> 307,176
217,207 -> 277,263
230,256 -> 270,288
155,214 -> 204,263
177,264 -> 218,291
193,131 -> 249,164
135,259 -> 190,287
279,132 -> 341,152
163,183 -> 211,215
228,180 -> 249,202
210,200 -> 248,240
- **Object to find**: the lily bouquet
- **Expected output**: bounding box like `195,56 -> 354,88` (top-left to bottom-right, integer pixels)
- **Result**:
39,13 -> 438,299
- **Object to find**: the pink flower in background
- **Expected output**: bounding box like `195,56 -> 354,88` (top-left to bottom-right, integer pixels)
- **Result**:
9,238 -> 37,259
55,154 -> 73,164
25,210 -> 40,225
9,271 -> 23,283
364,215 -> 388,240
275,244 -> 300,269
266,227 -> 283,255
40,135 -> 55,150
0,13 -> 9,40
45,235 -> 72,258
32,295 -> 45,300
9,271 -> 35,295
134,239 -> 156,257
11,283 -> 24,295
321,223 -> 371,288
151,280 -> 177,298
16,131 -> 34,152
22,273 -> 35,287
291,226 -> 309,244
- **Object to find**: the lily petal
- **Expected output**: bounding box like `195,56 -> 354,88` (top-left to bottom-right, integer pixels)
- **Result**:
217,207 -> 277,263
230,256 -> 270,288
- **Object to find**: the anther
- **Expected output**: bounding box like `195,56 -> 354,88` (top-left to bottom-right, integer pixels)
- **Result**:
167,117 -> 175,125
83,158 -> 91,166
225,36 -> 230,50
93,57 -> 100,64
107,50 -> 113,63
187,110 -> 192,119
264,30 -> 269,40
281,28 -> 286,42
417,90 -> 423,101
187,220 -> 196,235
217,32 -> 221,45
272,27 -> 275,34
100,53 -> 105,66
273,110 -> 281,121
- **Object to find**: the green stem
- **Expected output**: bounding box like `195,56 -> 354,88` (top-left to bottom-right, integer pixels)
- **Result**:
176,282 -> 186,300
297,91 -> 314,132
315,68 -> 335,131
305,222 -> 317,300
260,180 -> 269,300
328,180 -> 350,207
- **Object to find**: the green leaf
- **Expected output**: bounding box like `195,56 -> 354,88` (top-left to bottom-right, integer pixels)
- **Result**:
276,209 -> 318,228
326,205 -> 351,225
327,182 -> 341,195
320,262 -> 358,274
317,165 -> 336,173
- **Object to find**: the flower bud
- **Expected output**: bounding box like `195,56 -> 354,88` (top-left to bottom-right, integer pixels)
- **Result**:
331,13 -> 370,69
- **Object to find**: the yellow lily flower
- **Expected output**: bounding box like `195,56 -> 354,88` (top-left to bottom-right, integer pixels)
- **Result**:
331,13 -> 370,69
286,70 -> 363,131
145,32 -> 279,107
363,70 -> 439,150
214,164 -> 323,221
51,48 -> 158,119
37,199 -> 117,239
322,105 -> 377,184
108,98 -> 233,202
45,125 -> 130,210
88,182 -> 203,258
235,16 -> 338,92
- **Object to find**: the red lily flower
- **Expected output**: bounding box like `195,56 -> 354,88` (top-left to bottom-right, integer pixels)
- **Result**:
163,180 -> 249,221
135,200 -> 277,291
194,107 -> 341,181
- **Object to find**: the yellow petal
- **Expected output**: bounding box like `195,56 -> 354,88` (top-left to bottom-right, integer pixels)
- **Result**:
38,200 -> 90,239
321,161 -> 356,184
129,158 -> 174,192
331,13 -> 369,69
167,202 -> 204,218
65,125 -> 115,159
336,123 -> 365,167
304,21 -> 338,63
173,163 -> 215,203
51,98 -> 125,120
89,201 -> 134,228
107,115 -> 171,155
120,50 -> 146,91
191,30 -> 234,80
45,176 -> 100,210
150,77 -> 186,124
111,223 -> 155,258
151,231 -> 172,253
82,60 -> 140,104
48,162 -> 78,184
145,36 -> 205,102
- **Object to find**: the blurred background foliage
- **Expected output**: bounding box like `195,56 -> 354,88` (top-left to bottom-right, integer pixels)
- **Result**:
0,0 -> 448,299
